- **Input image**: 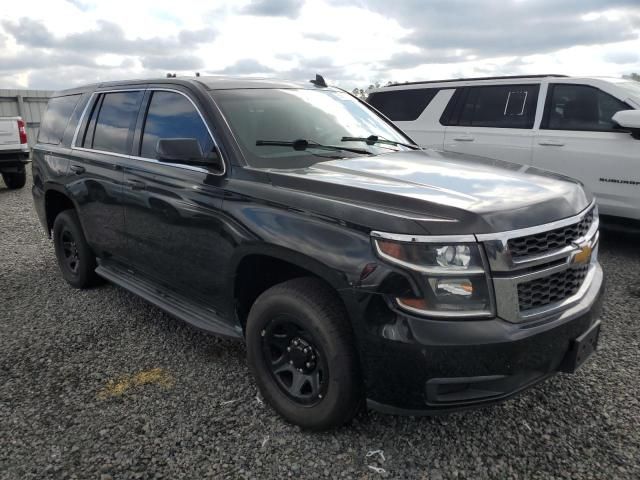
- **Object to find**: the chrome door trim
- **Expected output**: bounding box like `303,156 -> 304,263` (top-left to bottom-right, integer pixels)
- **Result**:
71,146 -> 212,173
71,87 -> 226,176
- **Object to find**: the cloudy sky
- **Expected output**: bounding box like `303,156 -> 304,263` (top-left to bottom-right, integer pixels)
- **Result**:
1,0 -> 639,91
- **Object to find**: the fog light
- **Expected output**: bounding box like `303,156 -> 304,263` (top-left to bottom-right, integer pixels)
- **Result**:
434,278 -> 473,297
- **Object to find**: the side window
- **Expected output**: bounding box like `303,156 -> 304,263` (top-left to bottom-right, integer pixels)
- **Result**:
439,88 -> 465,125
457,85 -> 539,128
367,88 -> 439,121
38,94 -> 81,145
543,84 -> 630,131
140,91 -> 216,162
83,91 -> 144,154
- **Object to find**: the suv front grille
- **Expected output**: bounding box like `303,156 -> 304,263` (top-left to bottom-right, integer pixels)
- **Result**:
508,209 -> 594,258
517,264 -> 589,311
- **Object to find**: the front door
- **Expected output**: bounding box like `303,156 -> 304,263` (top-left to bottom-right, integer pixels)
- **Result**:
533,83 -> 639,220
121,88 -> 231,315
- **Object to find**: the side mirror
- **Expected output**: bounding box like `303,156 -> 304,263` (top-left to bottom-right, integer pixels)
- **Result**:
612,110 -> 640,139
156,138 -> 221,167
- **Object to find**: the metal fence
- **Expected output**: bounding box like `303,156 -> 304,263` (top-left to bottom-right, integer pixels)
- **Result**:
0,89 -> 53,147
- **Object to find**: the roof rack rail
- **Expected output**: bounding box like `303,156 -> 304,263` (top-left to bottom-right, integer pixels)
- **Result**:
386,74 -> 568,87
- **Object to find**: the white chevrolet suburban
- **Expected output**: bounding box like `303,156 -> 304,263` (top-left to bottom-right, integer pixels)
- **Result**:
0,116 -> 29,189
368,75 -> 640,224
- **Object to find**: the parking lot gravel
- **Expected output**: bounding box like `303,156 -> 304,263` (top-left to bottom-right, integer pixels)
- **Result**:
1,173 -> 639,480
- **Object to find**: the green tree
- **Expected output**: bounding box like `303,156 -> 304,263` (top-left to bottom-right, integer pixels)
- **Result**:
352,81 -> 395,100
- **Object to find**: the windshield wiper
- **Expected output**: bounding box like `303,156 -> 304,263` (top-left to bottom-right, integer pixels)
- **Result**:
256,139 -> 373,155
341,135 -> 420,150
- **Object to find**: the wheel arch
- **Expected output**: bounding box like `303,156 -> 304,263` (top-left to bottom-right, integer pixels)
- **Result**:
44,186 -> 80,235
231,245 -> 352,332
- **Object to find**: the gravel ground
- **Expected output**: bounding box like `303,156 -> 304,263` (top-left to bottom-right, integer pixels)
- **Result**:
1,173 -> 639,480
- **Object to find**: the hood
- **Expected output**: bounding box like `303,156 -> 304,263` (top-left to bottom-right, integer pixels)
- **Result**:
267,150 -> 591,234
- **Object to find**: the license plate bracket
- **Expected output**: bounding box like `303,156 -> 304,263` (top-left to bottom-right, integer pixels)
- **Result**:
560,320 -> 601,373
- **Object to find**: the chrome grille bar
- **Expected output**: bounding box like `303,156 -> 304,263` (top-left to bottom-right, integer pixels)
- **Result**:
476,202 -> 599,323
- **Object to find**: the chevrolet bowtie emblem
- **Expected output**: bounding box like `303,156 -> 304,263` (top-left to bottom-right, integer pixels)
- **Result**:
572,243 -> 593,265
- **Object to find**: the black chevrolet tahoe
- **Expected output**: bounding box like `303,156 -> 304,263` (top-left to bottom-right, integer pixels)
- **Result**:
32,76 -> 603,430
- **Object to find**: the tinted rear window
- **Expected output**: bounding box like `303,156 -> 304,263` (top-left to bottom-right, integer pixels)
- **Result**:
85,91 -> 143,154
38,94 -> 81,145
367,88 -> 439,121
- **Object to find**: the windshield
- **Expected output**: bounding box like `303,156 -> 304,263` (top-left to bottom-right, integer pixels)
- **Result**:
618,81 -> 640,104
211,88 -> 415,168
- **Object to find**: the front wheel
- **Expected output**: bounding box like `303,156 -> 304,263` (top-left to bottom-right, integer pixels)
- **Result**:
2,169 -> 26,189
246,277 -> 362,430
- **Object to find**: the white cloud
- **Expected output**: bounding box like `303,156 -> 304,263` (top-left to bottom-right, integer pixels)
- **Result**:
0,0 -> 638,90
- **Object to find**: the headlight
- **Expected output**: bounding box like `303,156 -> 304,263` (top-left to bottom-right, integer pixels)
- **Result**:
373,235 -> 494,318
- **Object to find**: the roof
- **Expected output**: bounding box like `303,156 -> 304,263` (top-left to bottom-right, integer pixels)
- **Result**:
195,76 -> 315,90
385,74 -> 568,88
51,76 -> 323,96
372,75 -> 636,94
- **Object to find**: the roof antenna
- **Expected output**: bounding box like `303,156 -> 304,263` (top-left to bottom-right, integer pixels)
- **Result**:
310,74 -> 327,87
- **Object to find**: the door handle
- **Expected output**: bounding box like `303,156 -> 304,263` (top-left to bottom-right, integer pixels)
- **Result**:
126,179 -> 146,190
70,165 -> 85,174
538,140 -> 565,147
452,135 -> 475,142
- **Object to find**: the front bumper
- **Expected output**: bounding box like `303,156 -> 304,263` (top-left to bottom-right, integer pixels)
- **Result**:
362,263 -> 604,414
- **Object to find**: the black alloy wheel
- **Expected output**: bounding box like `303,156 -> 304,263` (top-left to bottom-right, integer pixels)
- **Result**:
52,209 -> 102,288
262,317 -> 329,405
246,277 -> 363,430
60,228 -> 81,274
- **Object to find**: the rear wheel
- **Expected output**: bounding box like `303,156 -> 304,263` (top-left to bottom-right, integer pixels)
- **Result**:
52,210 -> 101,288
2,169 -> 26,189
246,277 -> 362,430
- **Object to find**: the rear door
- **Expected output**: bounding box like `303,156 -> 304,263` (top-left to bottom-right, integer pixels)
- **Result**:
121,87 -> 230,314
533,83 -> 639,220
69,89 -> 145,259
442,83 -> 540,165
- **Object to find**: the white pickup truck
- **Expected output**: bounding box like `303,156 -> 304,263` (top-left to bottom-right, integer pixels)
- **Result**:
0,116 -> 29,189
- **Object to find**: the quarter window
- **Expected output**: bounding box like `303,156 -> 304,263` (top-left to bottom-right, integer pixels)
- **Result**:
83,91 -> 144,154
542,84 -> 630,132
38,94 -> 81,145
140,91 -> 215,162
367,88 -> 439,121
457,85 -> 539,128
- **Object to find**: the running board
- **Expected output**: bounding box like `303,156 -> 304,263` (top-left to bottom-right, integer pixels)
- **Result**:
95,261 -> 242,339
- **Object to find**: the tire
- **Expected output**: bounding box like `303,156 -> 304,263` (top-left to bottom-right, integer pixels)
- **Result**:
2,169 -> 26,189
246,277 -> 363,430
52,210 -> 101,288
